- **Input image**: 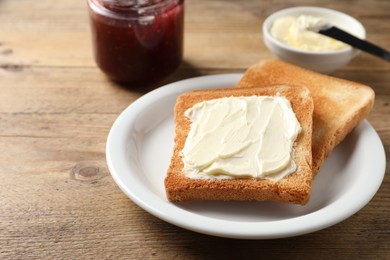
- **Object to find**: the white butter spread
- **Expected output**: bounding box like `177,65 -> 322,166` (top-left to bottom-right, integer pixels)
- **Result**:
181,96 -> 301,181
270,15 -> 350,51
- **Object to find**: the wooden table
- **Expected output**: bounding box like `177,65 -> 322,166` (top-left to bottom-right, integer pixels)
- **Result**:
1,0 -> 389,258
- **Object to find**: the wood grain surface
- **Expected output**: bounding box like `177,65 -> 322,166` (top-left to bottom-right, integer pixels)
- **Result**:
1,0 -> 389,259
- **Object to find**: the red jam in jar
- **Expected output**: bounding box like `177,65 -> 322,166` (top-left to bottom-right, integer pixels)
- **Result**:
88,0 -> 184,85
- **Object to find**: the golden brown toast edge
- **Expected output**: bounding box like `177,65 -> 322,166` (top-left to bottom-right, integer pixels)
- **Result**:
164,85 -> 314,205
236,59 -> 375,174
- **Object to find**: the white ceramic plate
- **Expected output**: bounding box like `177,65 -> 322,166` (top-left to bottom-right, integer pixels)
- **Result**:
106,74 -> 386,239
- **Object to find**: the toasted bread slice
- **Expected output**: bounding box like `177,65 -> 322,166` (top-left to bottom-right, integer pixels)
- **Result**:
165,85 -> 314,205
237,59 -> 375,174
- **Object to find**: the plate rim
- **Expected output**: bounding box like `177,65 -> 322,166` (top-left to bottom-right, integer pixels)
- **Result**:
106,73 -> 386,239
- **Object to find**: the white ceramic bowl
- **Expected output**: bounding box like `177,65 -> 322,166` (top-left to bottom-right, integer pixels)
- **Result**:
263,6 -> 366,74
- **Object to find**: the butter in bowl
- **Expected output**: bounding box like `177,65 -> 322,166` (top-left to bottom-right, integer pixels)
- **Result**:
262,6 -> 366,73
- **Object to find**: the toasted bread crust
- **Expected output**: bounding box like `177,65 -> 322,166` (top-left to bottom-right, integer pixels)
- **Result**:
236,59 -> 375,174
165,85 -> 313,205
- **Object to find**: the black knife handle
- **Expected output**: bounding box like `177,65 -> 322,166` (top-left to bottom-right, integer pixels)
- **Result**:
319,26 -> 390,62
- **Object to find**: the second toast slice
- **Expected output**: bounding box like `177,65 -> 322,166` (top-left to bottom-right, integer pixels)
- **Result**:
237,59 -> 375,174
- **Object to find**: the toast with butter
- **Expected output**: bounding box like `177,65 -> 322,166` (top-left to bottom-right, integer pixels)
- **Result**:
236,59 -> 375,174
165,85 -> 314,205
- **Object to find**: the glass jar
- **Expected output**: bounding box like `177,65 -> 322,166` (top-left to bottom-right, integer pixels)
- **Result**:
87,0 -> 184,85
